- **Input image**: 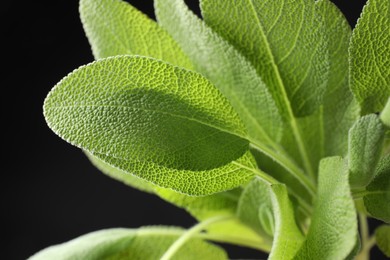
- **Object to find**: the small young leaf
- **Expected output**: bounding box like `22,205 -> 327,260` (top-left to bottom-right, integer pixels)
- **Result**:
155,0 -> 283,149
375,225 -> 390,257
79,0 -> 192,69
268,183 -> 305,260
294,157 -> 357,260
44,56 -> 249,172
349,0 -> 390,113
363,155 -> 390,223
348,114 -> 386,188
200,0 -> 329,117
237,177 -> 305,260
29,227 -> 227,260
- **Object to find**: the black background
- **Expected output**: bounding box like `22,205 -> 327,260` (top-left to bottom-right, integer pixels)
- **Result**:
3,0 -> 386,259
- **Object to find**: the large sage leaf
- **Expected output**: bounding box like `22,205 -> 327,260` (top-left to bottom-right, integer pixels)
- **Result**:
80,0 -> 192,69
294,157 -> 357,260
349,0 -> 390,114
155,0 -> 283,149
200,0 -> 329,117
29,227 -> 227,260
363,155 -> 390,223
44,56 -> 248,172
348,114 -> 385,188
297,0 -> 359,172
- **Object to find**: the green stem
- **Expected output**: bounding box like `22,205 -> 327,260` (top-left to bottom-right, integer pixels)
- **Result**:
160,215 -> 232,260
356,214 -> 376,260
249,142 -> 316,196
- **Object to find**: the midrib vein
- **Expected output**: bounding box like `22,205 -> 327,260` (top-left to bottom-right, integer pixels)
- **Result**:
246,0 -> 315,179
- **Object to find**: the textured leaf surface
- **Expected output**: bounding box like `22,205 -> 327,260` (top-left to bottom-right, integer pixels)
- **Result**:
94,151 -> 254,196
349,0 -> 390,113
236,178 -> 274,243
155,0 -> 282,148
44,56 -> 249,172
201,0 -> 329,117
375,225 -> 390,257
237,178 -> 304,260
363,155 -> 390,223
297,0 -> 359,171
294,157 -> 357,260
348,114 -> 385,188
267,183 -> 305,260
29,227 -> 227,260
79,0 -> 192,69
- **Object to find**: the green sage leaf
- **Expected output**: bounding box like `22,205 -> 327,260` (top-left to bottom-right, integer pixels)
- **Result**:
293,157 -> 357,260
155,0 -> 283,148
375,225 -> 390,257
349,0 -> 390,114
29,227 -> 227,260
80,0 -> 192,69
381,98 -> 390,128
200,0 -> 329,117
363,155 -> 390,223
44,56 -> 249,172
348,114 -> 386,188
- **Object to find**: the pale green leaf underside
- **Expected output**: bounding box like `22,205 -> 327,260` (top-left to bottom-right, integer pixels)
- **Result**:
297,0 -> 359,171
348,114 -> 385,188
155,0 -> 283,147
375,225 -> 390,257
29,227 -> 227,260
363,155 -> 390,223
79,0 -> 192,69
44,56 -> 249,172
93,151 -> 254,196
201,0 -> 329,117
349,0 -> 390,113
294,157 -> 357,260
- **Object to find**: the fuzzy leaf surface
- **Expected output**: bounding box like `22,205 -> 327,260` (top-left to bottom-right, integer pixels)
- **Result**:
363,155 -> 390,223
44,56 -> 249,173
348,114 -> 385,188
29,227 -> 227,260
155,0 -> 283,148
200,0 -> 329,117
349,0 -> 390,113
79,0 -> 192,69
297,0 -> 359,171
294,157 -> 357,260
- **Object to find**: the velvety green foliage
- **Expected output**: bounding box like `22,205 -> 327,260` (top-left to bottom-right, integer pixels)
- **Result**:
294,157 -> 357,260
297,0 -> 360,170
29,227 -> 227,260
348,114 -> 386,188
79,0 -> 192,69
201,0 -> 329,117
375,225 -> 390,257
40,0 -> 390,259
237,178 -> 304,260
155,0 -> 283,148
363,155 -> 390,223
349,0 -> 390,114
